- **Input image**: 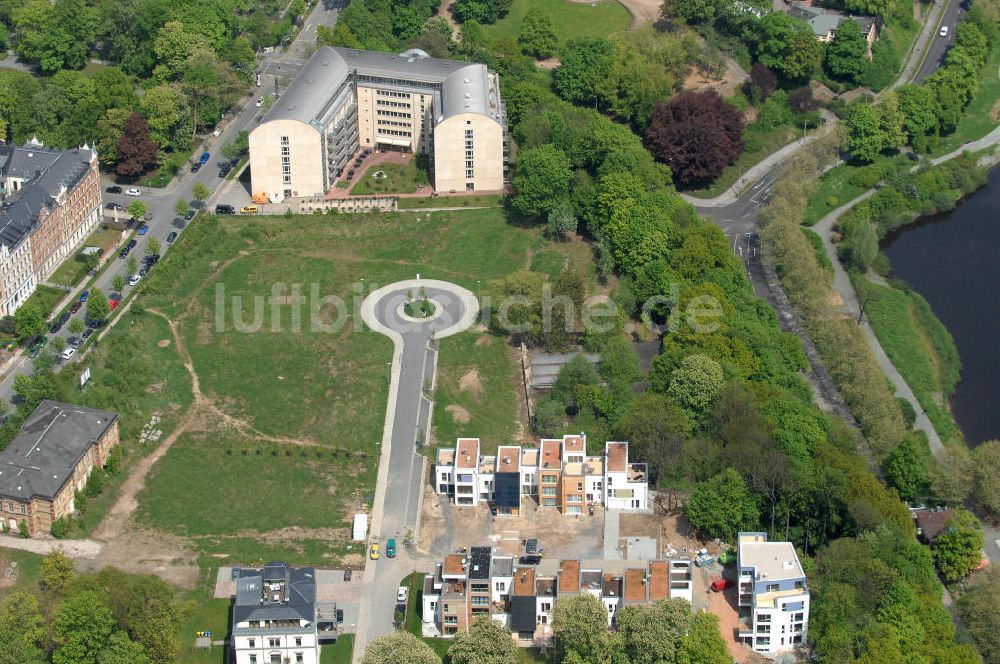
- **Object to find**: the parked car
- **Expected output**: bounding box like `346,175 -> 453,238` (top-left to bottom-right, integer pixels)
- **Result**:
109,299 -> 120,310
396,587 -> 408,603
255,96 -> 264,107
940,25 -> 949,37
167,231 -> 178,243
119,247 -> 131,259
128,274 -> 141,286
137,225 -> 149,235
710,579 -> 732,592
525,539 -> 538,555
105,202 -> 123,210
49,320 -> 63,334
240,205 -> 258,215
386,538 -> 397,558
215,204 -> 236,215
518,555 -> 542,566
124,187 -> 141,196
69,302 -> 81,314
82,327 -> 94,339
190,161 -> 202,173
68,337 -> 81,349
138,266 -> 148,277
184,209 -> 196,220
199,151 -> 211,164
60,348 -> 75,361
145,254 -> 160,266
79,291 -> 89,302
369,543 -> 380,560
343,567 -> 352,582
127,239 -> 138,250
335,609 -> 344,624
106,185 -> 123,194
218,164 -> 231,178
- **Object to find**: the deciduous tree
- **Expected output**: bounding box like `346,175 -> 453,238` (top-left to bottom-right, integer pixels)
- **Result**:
511,144 -> 572,218
448,618 -> 517,664
116,112 -> 159,178
53,591 -> 116,664
13,304 -> 46,341
686,468 -> 760,540
361,632 -> 440,664
932,508 -> 983,582
665,354 -> 725,418
552,37 -> 615,107
86,288 -> 110,324
518,7 -> 557,58
551,593 -> 611,663
971,440 -> 1000,516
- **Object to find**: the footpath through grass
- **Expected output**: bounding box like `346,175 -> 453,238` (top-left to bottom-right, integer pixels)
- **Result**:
853,275 -> 962,441
480,0 -> 629,44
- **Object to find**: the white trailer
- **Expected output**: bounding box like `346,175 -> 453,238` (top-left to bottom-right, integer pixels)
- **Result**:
352,514 -> 368,541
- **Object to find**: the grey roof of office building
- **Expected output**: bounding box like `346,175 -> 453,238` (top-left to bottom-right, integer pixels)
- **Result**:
233,562 -> 317,625
0,144 -> 95,251
0,400 -> 117,502
259,46 -> 496,127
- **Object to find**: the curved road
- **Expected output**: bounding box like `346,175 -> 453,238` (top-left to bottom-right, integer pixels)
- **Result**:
355,279 -> 478,662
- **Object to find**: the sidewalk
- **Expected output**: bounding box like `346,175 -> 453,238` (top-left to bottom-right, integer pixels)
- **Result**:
0,533 -> 102,558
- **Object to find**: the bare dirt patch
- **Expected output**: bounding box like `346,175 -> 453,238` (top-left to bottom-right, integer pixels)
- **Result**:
83,527 -> 200,589
682,58 -> 748,98
474,334 -> 492,348
535,57 -> 561,70
157,339 -> 171,348
145,383 -> 163,394
458,368 -> 484,401
445,404 -> 471,423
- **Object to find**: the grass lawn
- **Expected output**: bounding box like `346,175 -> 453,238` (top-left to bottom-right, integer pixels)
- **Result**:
137,431 -> 374,566
397,194 -> 502,209
433,331 -> 521,453
480,0 -> 630,45
177,597 -> 231,664
853,275 -> 962,441
320,635 -> 354,664
24,284 -> 66,319
933,41 -> 1000,155
0,549 -> 43,598
124,207 -> 537,564
685,126 -> 796,198
803,154 -> 912,226
350,161 -> 429,195
48,228 -> 123,287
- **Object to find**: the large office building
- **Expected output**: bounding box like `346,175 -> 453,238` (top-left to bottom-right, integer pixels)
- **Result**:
737,532 -> 810,658
248,46 -> 507,201
0,139 -> 102,316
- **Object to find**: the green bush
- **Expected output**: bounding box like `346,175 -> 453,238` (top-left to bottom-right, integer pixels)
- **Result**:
51,517 -> 73,539
18,521 -> 29,538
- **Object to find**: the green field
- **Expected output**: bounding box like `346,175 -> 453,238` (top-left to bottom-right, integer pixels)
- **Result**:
853,275 -> 962,441
397,194 -> 503,209
351,161 -> 429,195
320,635 -> 354,664
178,598 -> 231,664
125,207 -> 538,564
480,0 -> 630,45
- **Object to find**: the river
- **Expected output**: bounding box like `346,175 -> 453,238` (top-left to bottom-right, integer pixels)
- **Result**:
882,167 -> 1000,447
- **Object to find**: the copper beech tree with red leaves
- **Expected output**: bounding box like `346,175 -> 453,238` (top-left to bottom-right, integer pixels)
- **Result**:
643,90 -> 745,189
116,112 -> 159,178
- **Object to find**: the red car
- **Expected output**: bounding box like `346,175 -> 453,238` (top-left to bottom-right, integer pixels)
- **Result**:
109,299 -> 120,310
711,579 -> 732,592
69,302 -> 81,314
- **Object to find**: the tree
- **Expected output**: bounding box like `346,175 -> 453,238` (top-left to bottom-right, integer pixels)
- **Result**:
40,551 -> 76,594
971,440 -> 1000,516
677,612 -> 731,664
686,468 -> 760,540
192,181 -> 210,202
553,37 -> 616,107
512,144 -> 573,218
883,434 -> 928,501
842,215 -> 878,271
616,598 -> 694,663
112,274 -> 126,293
12,0 -> 97,74
665,354 -> 725,418
932,508 -> 983,583
897,84 -> 941,153
518,7 -> 557,58
825,20 -> 868,83
546,200 -> 577,240
534,397 -> 566,436
13,303 -> 46,341
0,591 -> 45,663
448,618 -> 517,664
98,632 -> 152,664
173,199 -> 189,218
127,200 -> 148,221
745,62 -> 777,101
617,392 -> 691,484
116,112 -> 159,178
146,237 -> 161,257
957,567 -> 1000,664
451,0 -> 512,24
551,593 -> 611,662
755,12 -> 823,82
128,256 -> 138,276
96,108 -> 131,168
221,130 -> 249,161
53,591 -> 116,664
86,288 -> 110,324
644,91 -> 745,188
361,632 -> 440,664
50,336 -> 66,354
788,86 -> 819,113
845,102 -> 888,163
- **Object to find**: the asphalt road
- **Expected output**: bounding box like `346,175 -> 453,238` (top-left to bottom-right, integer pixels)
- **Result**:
358,284 -> 476,651
0,1 -> 341,407
913,0 -> 964,83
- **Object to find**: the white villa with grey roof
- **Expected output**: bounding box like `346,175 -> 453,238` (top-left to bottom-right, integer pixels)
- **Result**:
737,532 -> 809,657
231,561 -> 337,664
248,46 -> 507,201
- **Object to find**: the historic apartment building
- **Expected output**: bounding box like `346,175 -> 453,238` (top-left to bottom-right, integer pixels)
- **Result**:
231,561 -> 338,664
0,139 -> 103,316
421,547 -> 695,642
433,435 -> 648,515
248,46 -> 507,200
0,401 -> 119,535
737,532 -> 810,658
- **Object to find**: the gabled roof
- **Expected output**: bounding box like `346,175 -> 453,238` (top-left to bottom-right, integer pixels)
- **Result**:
0,400 -> 117,502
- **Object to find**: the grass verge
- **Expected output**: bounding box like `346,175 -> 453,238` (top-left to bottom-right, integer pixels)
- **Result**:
933,40 -> 1000,155
685,126 -> 796,199
479,0 -> 630,44
397,194 -> 502,210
